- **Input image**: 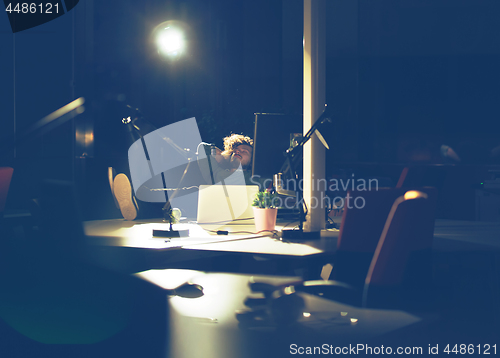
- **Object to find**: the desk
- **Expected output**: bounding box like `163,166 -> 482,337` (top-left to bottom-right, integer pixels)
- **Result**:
82,219 -> 500,355
136,269 -> 426,358
433,219 -> 500,251
83,218 -> 338,251
84,218 -> 500,256
84,219 -> 264,249
83,218 -> 500,274
83,218 -> 339,273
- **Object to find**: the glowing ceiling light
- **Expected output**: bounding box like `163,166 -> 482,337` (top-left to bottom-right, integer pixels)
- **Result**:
155,26 -> 185,58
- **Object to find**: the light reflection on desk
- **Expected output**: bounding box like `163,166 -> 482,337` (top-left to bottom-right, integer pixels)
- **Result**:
135,269 -> 422,358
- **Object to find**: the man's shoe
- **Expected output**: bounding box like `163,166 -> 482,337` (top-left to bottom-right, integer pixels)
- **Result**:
113,173 -> 138,221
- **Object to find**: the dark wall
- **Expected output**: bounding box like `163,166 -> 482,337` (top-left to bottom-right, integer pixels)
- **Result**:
282,0 -> 500,165
2,0 -> 500,219
350,0 -> 500,164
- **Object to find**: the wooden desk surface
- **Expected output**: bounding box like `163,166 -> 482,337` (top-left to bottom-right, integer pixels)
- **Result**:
135,269 -> 424,358
83,218 -> 339,257
82,219 -> 500,353
84,219 -> 261,249
433,219 -> 500,251
85,218 -> 500,255
83,217 -> 500,277
83,218 -> 338,274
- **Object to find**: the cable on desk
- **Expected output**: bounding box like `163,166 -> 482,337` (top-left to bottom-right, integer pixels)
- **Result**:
150,186 -> 199,191
195,217 -> 254,225
205,229 -> 280,238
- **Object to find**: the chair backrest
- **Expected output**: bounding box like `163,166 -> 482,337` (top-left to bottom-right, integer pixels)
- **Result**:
333,188 -> 411,288
337,188 -> 407,253
362,190 -> 436,308
396,167 -> 409,188
332,187 -> 437,289
0,167 -> 14,215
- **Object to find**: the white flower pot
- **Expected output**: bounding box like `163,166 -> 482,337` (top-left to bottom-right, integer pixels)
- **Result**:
253,207 -> 278,232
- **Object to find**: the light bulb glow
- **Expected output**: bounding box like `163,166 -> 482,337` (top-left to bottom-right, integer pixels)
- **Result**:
156,26 -> 185,57
404,190 -> 428,200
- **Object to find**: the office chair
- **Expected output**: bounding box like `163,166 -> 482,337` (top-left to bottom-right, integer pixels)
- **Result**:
317,190 -> 435,308
396,167 -> 409,188
332,188 -> 410,289
245,190 -> 436,315
0,167 -> 15,240
361,190 -> 435,308
0,167 -> 14,219
331,187 -> 437,292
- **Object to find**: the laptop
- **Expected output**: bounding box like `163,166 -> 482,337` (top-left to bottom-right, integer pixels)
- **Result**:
196,185 -> 259,224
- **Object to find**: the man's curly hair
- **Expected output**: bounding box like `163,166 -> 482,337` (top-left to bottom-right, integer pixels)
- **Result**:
222,134 -> 253,155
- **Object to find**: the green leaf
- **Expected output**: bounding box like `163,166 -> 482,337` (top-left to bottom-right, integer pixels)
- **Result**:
252,190 -> 278,208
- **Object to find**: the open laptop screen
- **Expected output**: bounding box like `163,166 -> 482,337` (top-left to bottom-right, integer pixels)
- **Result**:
197,184 -> 259,225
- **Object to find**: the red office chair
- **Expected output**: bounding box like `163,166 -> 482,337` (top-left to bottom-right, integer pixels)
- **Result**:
240,190 -> 437,327
396,167 -> 410,188
0,167 -> 14,219
331,187 -> 437,292
332,188 -> 409,289
361,190 -> 436,308
246,190 -> 437,311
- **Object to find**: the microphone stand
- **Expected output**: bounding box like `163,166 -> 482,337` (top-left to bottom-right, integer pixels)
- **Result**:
123,109 -> 189,238
276,106 -> 332,241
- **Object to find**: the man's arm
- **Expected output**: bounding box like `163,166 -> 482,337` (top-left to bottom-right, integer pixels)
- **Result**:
197,144 -> 232,184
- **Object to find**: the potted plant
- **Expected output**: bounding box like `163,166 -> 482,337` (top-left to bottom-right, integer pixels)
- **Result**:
252,190 -> 279,232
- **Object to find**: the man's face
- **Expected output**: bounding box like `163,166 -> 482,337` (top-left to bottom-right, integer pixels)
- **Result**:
231,144 -> 253,169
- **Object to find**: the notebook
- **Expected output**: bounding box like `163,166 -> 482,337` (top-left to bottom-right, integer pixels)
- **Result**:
196,184 -> 259,224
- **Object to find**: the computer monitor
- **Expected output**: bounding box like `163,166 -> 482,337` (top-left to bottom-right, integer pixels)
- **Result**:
251,113 -> 303,180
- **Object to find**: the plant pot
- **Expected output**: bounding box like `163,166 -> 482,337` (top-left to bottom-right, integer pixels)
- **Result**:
253,207 -> 278,232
